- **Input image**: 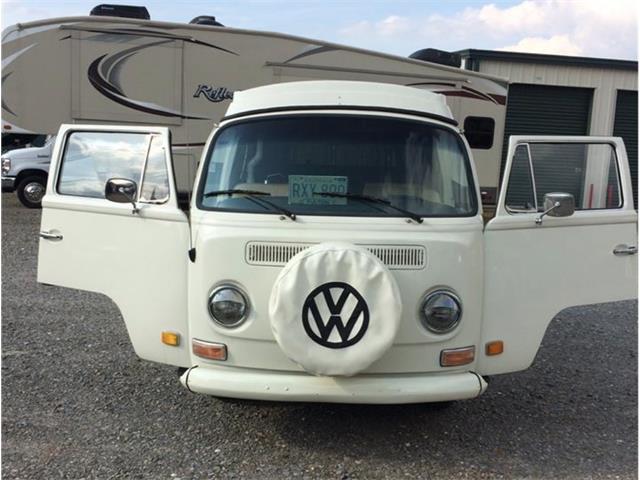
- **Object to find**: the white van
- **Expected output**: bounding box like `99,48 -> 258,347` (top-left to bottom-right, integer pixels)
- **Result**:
1,135 -> 55,207
38,81 -> 637,404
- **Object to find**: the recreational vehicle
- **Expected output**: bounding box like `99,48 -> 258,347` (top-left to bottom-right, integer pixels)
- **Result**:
1,8 -> 507,209
37,81 -> 637,403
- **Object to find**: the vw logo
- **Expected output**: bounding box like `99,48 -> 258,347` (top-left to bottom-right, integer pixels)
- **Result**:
302,282 -> 369,349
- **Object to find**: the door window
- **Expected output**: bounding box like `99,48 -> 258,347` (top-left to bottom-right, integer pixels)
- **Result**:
139,135 -> 170,203
57,131 -> 170,202
505,142 -> 621,212
505,145 -> 536,212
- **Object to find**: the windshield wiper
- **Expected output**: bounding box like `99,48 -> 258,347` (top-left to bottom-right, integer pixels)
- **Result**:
315,192 -> 423,224
203,189 -> 271,198
203,188 -> 296,221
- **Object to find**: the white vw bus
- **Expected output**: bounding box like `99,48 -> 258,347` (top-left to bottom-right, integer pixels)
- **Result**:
37,81 -> 637,404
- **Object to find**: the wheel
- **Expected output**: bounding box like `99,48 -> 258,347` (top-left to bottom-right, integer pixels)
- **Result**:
16,175 -> 46,208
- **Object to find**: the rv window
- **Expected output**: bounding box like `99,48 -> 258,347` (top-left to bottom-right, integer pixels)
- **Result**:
139,135 -> 170,204
57,132 -> 148,198
464,117 -> 495,150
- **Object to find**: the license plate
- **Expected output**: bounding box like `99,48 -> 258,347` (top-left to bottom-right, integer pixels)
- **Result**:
288,175 -> 348,205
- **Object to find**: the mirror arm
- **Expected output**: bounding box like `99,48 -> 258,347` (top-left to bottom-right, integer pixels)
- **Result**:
118,186 -> 139,214
535,201 -> 560,226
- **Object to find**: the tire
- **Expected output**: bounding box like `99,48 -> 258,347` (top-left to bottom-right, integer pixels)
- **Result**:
16,175 -> 46,209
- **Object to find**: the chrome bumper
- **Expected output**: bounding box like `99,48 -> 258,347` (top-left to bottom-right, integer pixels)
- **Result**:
2,176 -> 15,192
181,365 -> 487,404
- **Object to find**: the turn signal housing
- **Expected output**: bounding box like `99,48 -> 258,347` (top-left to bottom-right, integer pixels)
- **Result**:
161,331 -> 180,347
192,338 -> 227,361
440,346 -> 475,367
485,340 -> 504,356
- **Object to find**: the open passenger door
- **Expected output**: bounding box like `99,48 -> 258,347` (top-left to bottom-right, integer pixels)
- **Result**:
37,125 -> 191,367
481,136 -> 637,375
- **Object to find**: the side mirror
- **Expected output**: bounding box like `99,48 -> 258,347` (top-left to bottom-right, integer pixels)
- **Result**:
105,178 -> 139,214
535,192 -> 575,225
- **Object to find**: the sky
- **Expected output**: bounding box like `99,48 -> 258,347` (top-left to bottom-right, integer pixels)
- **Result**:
1,0 -> 637,60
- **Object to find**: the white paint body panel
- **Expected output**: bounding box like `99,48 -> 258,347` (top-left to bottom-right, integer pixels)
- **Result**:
35,86 -> 637,403
481,136 -> 638,374
187,211 -> 485,375
226,81 -> 453,119
2,141 -> 52,178
37,124 -> 191,367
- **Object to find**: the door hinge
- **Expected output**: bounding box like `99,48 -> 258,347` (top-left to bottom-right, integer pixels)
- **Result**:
188,248 -> 196,262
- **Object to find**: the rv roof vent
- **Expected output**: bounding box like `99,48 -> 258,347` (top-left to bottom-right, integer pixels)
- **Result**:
189,16 -> 224,27
409,48 -> 461,68
90,4 -> 150,20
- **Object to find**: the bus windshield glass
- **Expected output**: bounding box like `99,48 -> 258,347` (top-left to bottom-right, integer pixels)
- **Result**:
198,115 -> 477,217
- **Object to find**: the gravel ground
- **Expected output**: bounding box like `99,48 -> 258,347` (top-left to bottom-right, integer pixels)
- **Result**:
1,192 -> 637,479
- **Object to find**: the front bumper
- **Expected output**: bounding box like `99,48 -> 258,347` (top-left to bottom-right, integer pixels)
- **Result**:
180,365 -> 487,404
2,176 -> 15,192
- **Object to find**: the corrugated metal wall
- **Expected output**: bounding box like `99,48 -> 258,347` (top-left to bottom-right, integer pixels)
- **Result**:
477,60 -> 637,137
501,84 -> 592,196
613,90 -> 638,207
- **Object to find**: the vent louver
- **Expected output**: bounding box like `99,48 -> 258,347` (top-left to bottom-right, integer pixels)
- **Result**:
245,242 -> 426,270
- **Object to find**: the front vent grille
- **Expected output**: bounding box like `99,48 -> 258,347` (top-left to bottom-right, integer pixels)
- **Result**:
246,242 -> 314,266
365,245 -> 426,269
245,242 -> 426,270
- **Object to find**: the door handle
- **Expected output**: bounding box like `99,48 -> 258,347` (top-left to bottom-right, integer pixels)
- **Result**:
39,230 -> 63,241
613,244 -> 637,256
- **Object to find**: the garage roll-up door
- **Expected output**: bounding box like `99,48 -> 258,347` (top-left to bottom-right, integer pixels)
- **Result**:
501,84 -> 593,204
613,90 -> 638,208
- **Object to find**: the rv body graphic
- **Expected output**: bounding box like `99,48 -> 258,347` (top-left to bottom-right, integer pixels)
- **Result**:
2,16 -> 508,198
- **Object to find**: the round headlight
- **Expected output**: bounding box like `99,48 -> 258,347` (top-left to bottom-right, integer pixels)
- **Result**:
208,286 -> 249,327
420,290 -> 462,333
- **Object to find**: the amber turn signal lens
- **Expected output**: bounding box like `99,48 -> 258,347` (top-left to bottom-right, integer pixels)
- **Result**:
440,346 -> 475,367
161,331 -> 180,347
192,338 -> 227,361
485,340 -> 504,356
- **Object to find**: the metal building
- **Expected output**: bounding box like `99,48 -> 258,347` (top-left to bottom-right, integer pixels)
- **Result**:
457,49 -> 638,204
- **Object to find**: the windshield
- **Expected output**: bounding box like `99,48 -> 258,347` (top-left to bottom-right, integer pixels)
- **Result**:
197,115 -> 477,217
1,134 -> 47,153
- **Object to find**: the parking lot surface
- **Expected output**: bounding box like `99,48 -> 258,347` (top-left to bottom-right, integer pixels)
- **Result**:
1,192 -> 637,479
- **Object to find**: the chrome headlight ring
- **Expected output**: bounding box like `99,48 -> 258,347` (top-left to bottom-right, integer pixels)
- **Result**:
419,289 -> 462,334
207,285 -> 250,328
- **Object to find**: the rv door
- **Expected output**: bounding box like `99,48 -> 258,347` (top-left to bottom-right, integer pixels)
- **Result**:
37,125 -> 191,367
481,136 -> 637,375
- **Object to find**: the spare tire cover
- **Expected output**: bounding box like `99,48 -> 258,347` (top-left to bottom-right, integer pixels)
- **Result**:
269,242 -> 402,376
